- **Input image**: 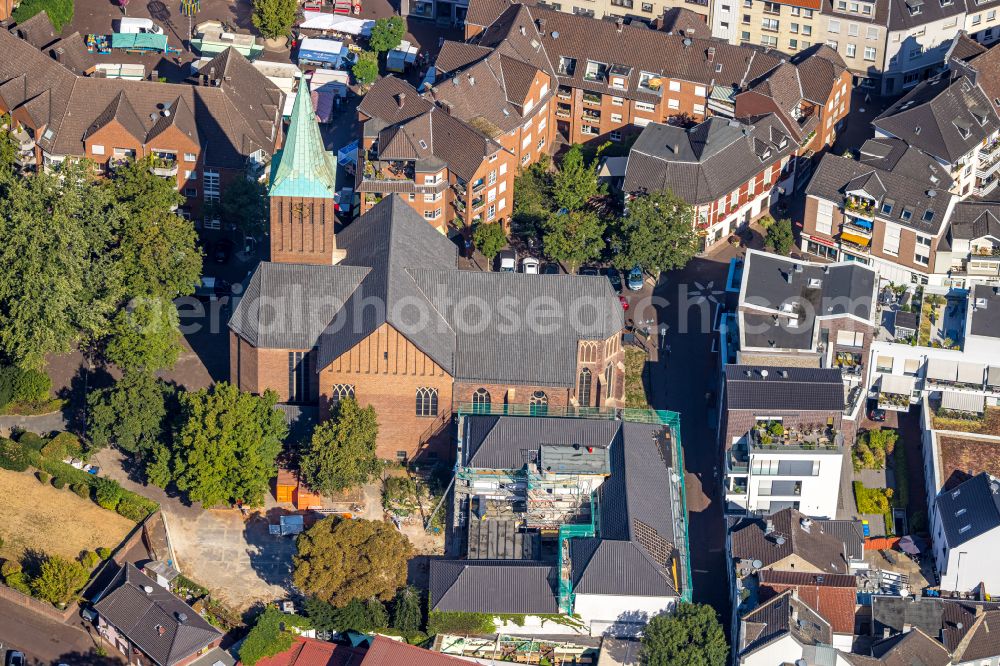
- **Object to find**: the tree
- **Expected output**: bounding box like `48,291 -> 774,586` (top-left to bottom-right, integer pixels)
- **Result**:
0,118 -> 17,175
171,383 -> 287,507
251,0 -> 297,40
765,217 -> 794,256
642,603 -> 728,666
303,596 -> 340,632
392,585 -> 422,633
300,398 -> 382,495
104,297 -> 183,372
12,0 -> 73,31
239,607 -> 311,666
220,177 -> 268,237
364,598 -> 389,630
513,156 -> 554,234
87,371 -> 175,457
293,517 -> 412,607
543,209 -> 605,273
552,144 -> 604,212
32,556 -> 89,606
353,51 -> 380,88
368,16 -> 405,53
612,190 -> 698,274
473,222 -> 507,260
146,444 -> 174,489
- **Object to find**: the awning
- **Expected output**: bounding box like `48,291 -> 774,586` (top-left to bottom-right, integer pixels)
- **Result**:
926,358 -> 959,382
841,232 -> 871,247
988,366 -> 1000,387
957,361 -> 986,385
849,217 -> 873,229
881,374 -> 916,395
941,391 -> 985,413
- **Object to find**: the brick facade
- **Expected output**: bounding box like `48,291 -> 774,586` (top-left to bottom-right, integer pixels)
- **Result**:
270,196 -> 342,265
230,333 -> 320,404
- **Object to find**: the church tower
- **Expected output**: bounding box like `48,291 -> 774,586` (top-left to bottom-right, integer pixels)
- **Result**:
268,77 -> 344,265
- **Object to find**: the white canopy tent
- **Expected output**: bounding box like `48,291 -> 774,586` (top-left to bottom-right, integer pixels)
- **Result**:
299,12 -> 374,36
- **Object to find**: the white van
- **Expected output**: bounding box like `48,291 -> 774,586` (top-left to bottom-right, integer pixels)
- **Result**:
116,17 -> 164,35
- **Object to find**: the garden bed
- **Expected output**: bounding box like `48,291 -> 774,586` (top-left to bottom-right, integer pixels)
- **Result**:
933,406 -> 1000,436
624,347 -> 650,409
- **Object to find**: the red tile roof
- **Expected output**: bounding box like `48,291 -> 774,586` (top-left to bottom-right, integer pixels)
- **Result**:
758,579 -> 857,634
362,636 -> 473,665
248,637 -> 366,666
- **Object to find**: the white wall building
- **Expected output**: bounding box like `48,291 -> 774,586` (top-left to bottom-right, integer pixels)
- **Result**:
932,472 -> 1000,593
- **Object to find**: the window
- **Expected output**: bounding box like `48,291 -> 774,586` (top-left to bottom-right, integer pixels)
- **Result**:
610,130 -> 622,141
635,101 -> 656,113
864,46 -> 876,60
761,34 -> 778,46
611,96 -> 624,106
642,1 -> 653,10
741,31 -> 751,41
487,204 -> 496,220
742,12 -> 751,22
185,187 -> 197,197
91,144 -> 105,155
487,188 -> 497,203
836,330 -> 864,347
802,24 -> 812,35
973,13 -> 982,24
529,391 -> 548,415
884,225 -> 901,254
424,209 -> 441,219
921,210 -> 934,223
611,113 -> 623,123
184,152 -> 196,162
288,351 -> 311,403
330,384 -> 355,406
584,60 -> 609,81
762,17 -> 780,30
668,98 -> 680,110
816,200 -> 834,234
763,0 -> 780,11
203,171 -> 220,202
416,387 -> 439,417
828,40 -> 839,50
791,5 -> 800,13
846,43 -> 856,57
900,207 -> 913,221
472,388 -> 491,412
881,199 -> 894,215
867,26 -> 878,39
828,19 -> 840,32
184,170 -> 197,180
423,172 -> 442,184
499,162 -> 507,175
578,368 -> 593,407
488,170 -> 497,185
904,358 -> 920,375
914,251 -> 929,266
694,103 -> 705,115
668,80 -> 681,92
537,137 -> 545,150
424,191 -> 442,202
876,355 -> 894,373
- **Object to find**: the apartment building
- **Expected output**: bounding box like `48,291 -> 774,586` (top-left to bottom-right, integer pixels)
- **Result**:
454,0 -> 711,32
714,0 -> 823,52
0,17 -> 283,219
721,365 -> 847,518
818,0 -> 890,89
356,77 -> 520,231
941,201 -> 1000,287
802,137 -> 957,284
623,115 -> 797,250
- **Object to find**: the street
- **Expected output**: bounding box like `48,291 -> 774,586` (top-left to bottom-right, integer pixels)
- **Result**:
0,597 -> 113,666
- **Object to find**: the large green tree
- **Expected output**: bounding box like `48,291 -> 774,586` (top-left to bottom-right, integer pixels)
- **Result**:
642,603 -> 729,666
0,118 -> 17,175
512,155 -> 554,234
543,209 -> 605,273
12,0 -> 73,31
368,16 -> 405,53
87,370 -> 175,456
473,222 -> 507,260
239,607 -> 311,666
220,177 -> 268,237
552,144 -> 604,212
251,0 -> 298,39
104,297 -> 183,372
353,50 -> 380,88
612,190 -> 698,275
765,217 -> 794,256
392,585 -> 422,633
32,556 -> 89,607
293,517 -> 412,607
300,397 -> 383,495
170,383 -> 287,507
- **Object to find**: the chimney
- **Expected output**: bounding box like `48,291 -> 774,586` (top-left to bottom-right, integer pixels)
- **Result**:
707,47 -> 716,62
520,25 -> 526,35
468,74 -> 475,86
672,143 -> 679,154
883,627 -> 891,639
143,586 -> 154,595
903,623 -> 912,633
396,92 -> 406,108
150,69 -> 158,81
536,18 -> 546,32
616,17 -> 625,32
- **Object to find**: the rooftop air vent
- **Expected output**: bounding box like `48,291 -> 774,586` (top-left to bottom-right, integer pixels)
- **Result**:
552,31 -> 560,38
794,263 -> 803,273
683,38 -> 693,47
808,278 -> 823,288
760,369 -> 769,378
927,189 -> 936,197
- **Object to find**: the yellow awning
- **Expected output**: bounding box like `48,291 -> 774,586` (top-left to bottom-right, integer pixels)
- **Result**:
841,232 -> 871,247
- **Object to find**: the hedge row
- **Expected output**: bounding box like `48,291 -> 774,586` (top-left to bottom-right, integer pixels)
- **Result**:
0,433 -> 158,522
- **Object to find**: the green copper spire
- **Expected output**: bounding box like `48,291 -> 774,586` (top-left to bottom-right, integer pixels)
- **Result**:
269,77 -> 338,199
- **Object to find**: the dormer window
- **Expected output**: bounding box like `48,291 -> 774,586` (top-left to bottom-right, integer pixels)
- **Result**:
954,120 -> 972,138
638,71 -> 661,92
901,207 -> 913,221
881,199 -> 895,214
558,56 -> 576,76
759,148 -> 772,161
778,136 -> 788,148
922,209 -> 934,222
584,60 -> 609,82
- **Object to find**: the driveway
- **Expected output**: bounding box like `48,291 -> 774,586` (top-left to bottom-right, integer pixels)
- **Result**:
0,595 -> 117,666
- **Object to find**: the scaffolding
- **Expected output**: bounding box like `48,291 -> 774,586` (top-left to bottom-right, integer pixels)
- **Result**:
433,633 -> 599,664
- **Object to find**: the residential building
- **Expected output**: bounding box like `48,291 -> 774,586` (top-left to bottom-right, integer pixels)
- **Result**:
818,0 -> 890,90
732,250 -> 878,429
938,201 -> 1000,288
715,0 -> 824,54
844,628 -> 953,666
880,0 -> 967,95
873,66 -> 1000,198
932,472 -> 1000,592
801,137 -> 957,283
431,411 -> 689,636
355,72 -> 531,230
93,563 -> 223,666
231,100 -> 625,460
733,45 -> 852,160
445,0 -> 711,33
963,2 -> 1000,46
721,365 -> 847,518
0,17 -> 283,220
757,570 -> 859,648
737,590 -> 851,665
622,115 -> 797,250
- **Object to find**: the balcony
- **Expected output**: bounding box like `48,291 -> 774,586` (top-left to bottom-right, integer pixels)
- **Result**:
749,423 -> 843,451
149,156 -> 178,177
979,140 -> 1000,160
758,481 -> 803,497
453,198 -> 466,213
582,92 -> 602,106
842,217 -> 874,236
728,445 -> 749,474
583,109 -> 602,122
844,197 -> 876,220
975,177 -> 999,197
471,196 -> 484,209
557,86 -> 573,100
878,391 -> 911,412
362,159 -> 415,182
556,104 -> 572,119
839,231 -> 872,254
472,178 -> 486,193
977,152 -> 1000,179
11,127 -> 35,151
452,181 -> 467,197
14,151 -> 34,167
964,254 -> 1000,277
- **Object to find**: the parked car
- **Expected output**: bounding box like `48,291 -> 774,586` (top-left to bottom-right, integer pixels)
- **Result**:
542,262 -> 561,274
619,295 -> 629,311
579,266 -> 600,276
213,239 -> 234,264
867,400 -> 886,422
602,267 -> 623,292
627,265 -> 644,291
522,256 -> 540,274
193,276 -> 232,301
498,249 -> 516,273
7,651 -> 25,666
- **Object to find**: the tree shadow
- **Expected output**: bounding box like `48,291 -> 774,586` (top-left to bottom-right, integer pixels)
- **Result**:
57,363 -> 115,437
20,548 -> 48,578
241,508 -> 297,590
49,651 -> 121,666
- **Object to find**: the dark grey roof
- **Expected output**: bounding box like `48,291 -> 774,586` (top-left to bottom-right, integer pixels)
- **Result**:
93,564 -> 221,666
894,310 -> 918,331
229,262 -> 369,349
730,509 -> 861,573
874,73 -> 1000,164
935,472 -> 1000,548
739,590 -> 832,656
624,115 -> 796,204
870,629 -> 952,666
570,538 -> 676,596
951,201 -> 1000,241
428,560 -> 558,613
463,415 -> 619,468
872,595 -> 947,639
724,365 -> 845,412
808,146 -> 953,235
887,0 -> 966,30
970,284 -> 1000,339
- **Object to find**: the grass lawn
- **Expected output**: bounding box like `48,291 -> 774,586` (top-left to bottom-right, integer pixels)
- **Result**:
624,346 -> 650,409
933,406 -> 1000,436
0,468 -> 134,562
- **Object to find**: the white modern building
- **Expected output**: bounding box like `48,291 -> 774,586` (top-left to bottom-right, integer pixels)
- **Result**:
932,472 -> 1000,593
